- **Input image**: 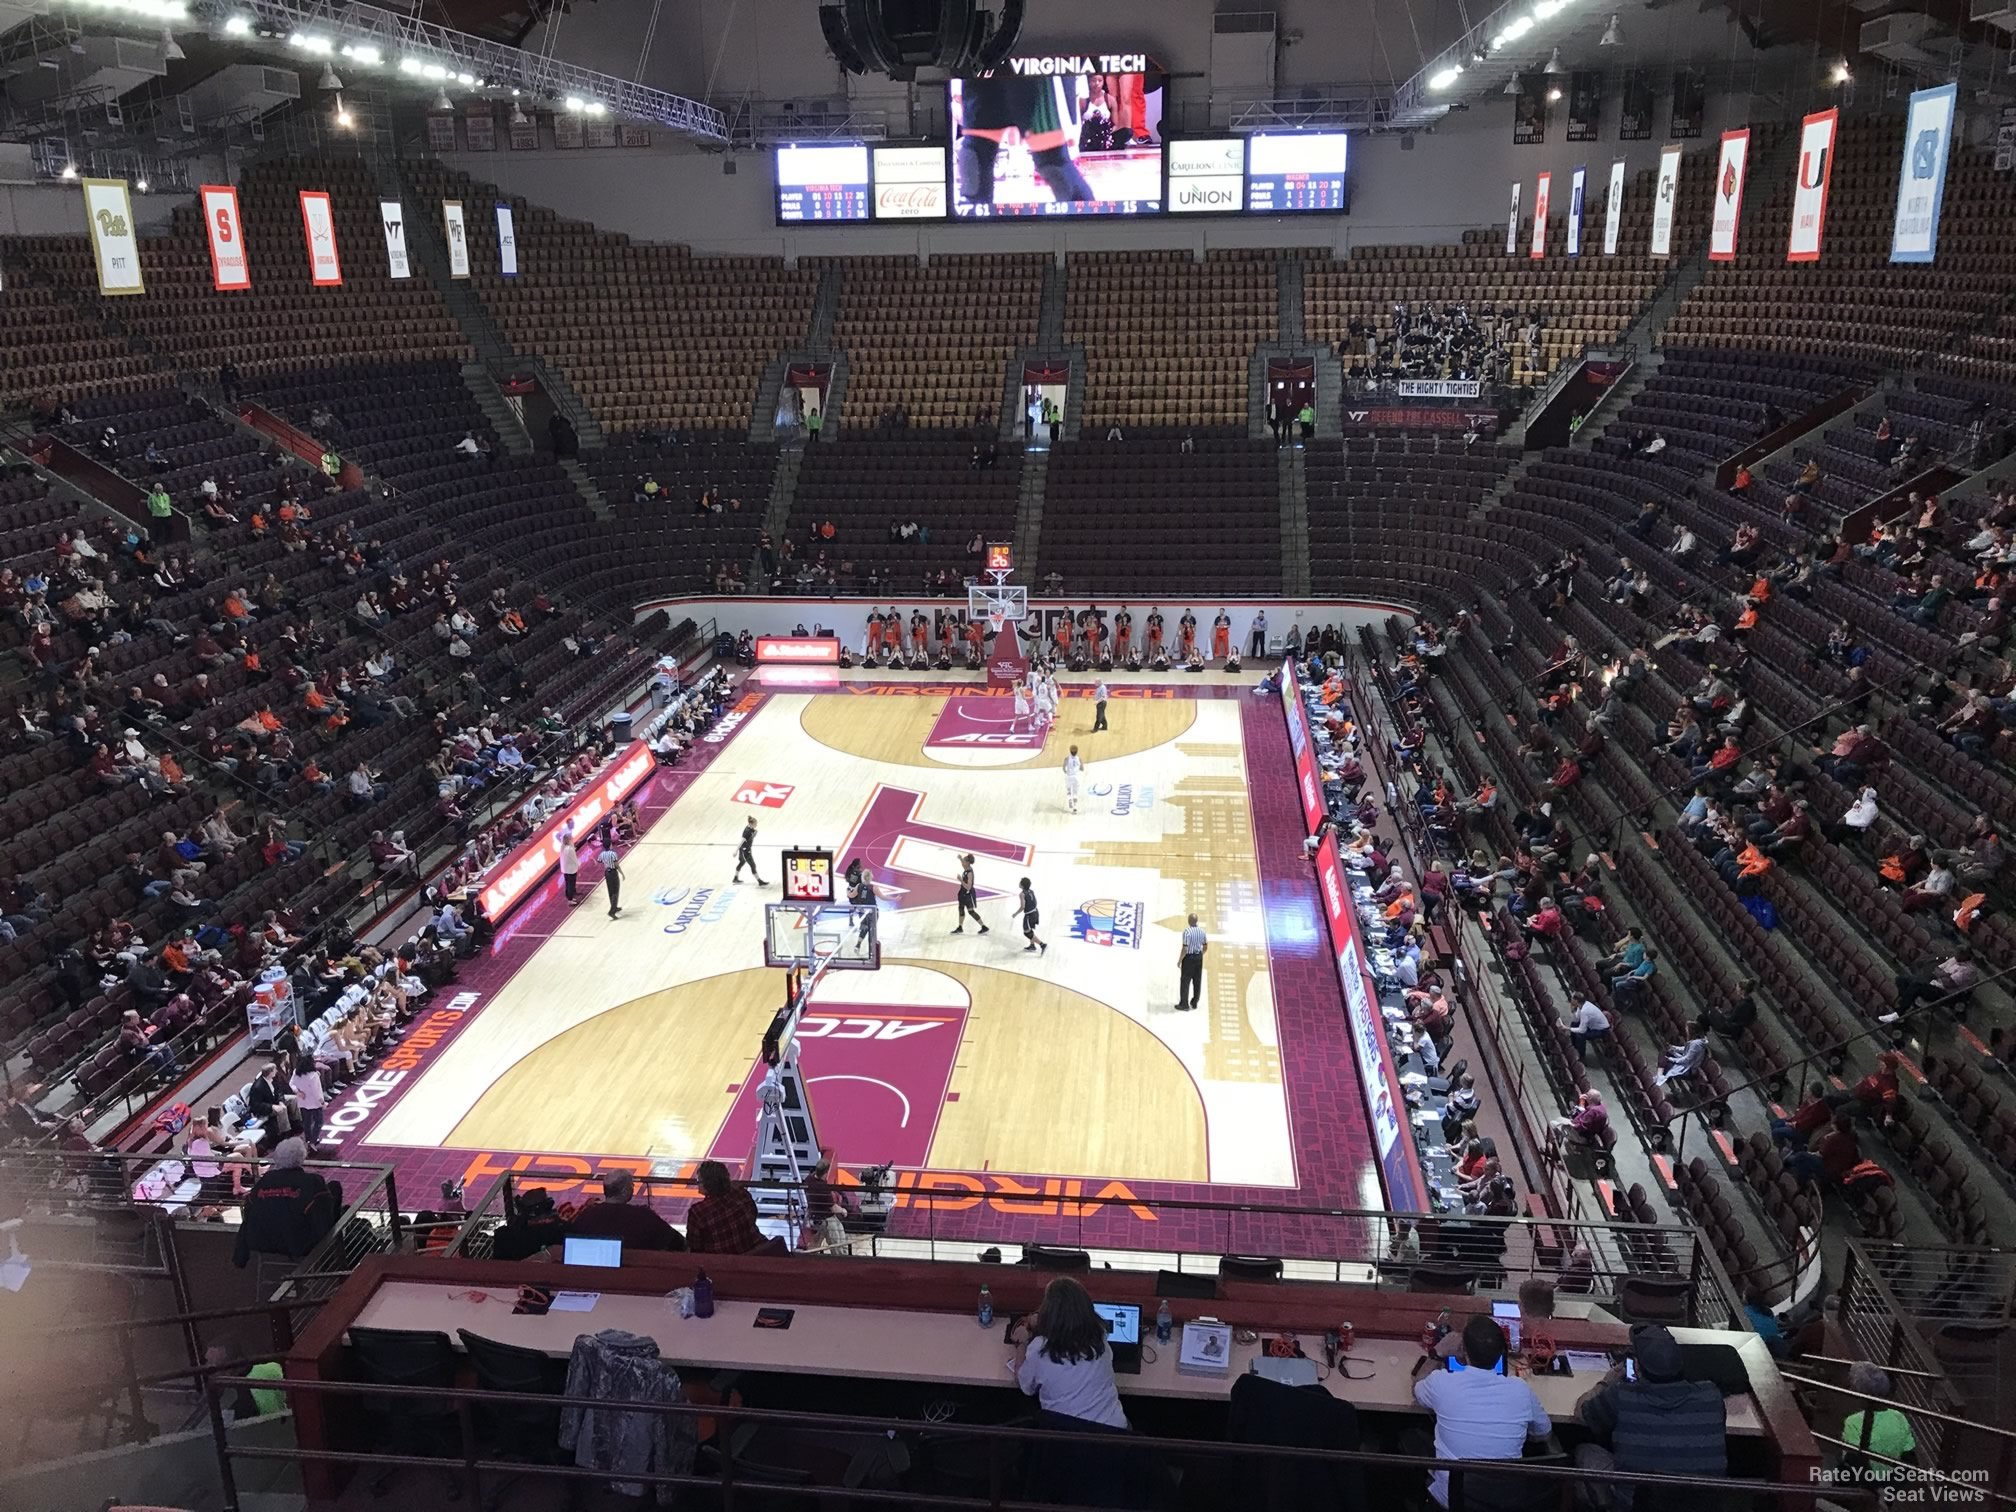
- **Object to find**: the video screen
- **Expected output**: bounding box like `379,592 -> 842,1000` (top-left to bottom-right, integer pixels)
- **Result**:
775,143 -> 870,223
949,56 -> 1164,217
1247,132 -> 1349,213
1167,137 -> 1246,214
872,145 -> 948,220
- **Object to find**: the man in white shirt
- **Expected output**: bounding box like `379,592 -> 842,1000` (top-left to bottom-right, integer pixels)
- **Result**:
1655,1021 -> 1710,1088
1565,999 -> 1611,1055
1843,786 -> 1880,832
1412,1315 -> 1553,1507
1062,744 -> 1083,814
1092,680 -> 1109,733
559,837 -> 581,905
1177,915 -> 1208,1011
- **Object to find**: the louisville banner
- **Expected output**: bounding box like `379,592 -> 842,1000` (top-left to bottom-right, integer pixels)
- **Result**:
443,199 -> 470,278
1567,166 -> 1586,256
298,191 -> 341,286
1709,127 -> 1750,261
199,184 -> 249,291
1567,72 -> 1602,143
82,178 -> 144,295
1603,159 -> 1627,255
380,200 -> 411,280
1787,109 -> 1838,263
1530,172 -> 1551,259
1505,181 -> 1521,257
1650,144 -> 1682,257
496,203 -> 518,276
1891,82 -> 1957,264
1618,69 -> 1654,141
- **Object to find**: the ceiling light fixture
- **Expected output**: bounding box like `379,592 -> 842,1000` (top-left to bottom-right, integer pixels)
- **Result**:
433,88 -> 453,112
135,176 -> 149,191
1831,59 -> 1852,84
318,64 -> 342,91
335,95 -> 353,128
1544,46 -> 1564,74
222,14 -> 250,35
160,27 -> 184,60
60,163 -> 78,179
1546,86 -> 1562,101
1428,63 -> 1464,90
1600,13 -> 1622,46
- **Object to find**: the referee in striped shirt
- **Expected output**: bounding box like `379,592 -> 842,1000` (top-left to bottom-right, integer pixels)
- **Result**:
1177,914 -> 1207,1011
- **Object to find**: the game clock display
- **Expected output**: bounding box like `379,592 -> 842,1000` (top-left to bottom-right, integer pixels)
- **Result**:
782,848 -> 836,903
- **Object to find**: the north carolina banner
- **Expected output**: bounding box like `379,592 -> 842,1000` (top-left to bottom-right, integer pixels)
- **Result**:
443,200 -> 470,278
495,203 -> 518,276
298,190 -> 341,285
1891,83 -> 1957,264
1505,181 -> 1521,256
1567,166 -> 1586,256
1530,172 -> 1551,259
82,179 -> 143,296
1603,159 -> 1627,255
1709,128 -> 1750,261
380,200 -> 411,280
1787,109 -> 1838,263
199,184 -> 249,291
1650,144 -> 1682,257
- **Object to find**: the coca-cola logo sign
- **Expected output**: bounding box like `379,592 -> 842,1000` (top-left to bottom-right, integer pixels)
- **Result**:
876,182 -> 946,219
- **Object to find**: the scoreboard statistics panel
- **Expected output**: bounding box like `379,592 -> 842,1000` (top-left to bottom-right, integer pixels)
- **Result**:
1246,132 -> 1349,213
775,144 -> 871,223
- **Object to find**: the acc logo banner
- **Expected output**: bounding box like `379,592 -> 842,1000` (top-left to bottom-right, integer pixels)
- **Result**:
1070,898 -> 1143,949
731,780 -> 795,808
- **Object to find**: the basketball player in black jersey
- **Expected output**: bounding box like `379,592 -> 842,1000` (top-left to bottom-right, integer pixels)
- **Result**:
951,852 -> 989,935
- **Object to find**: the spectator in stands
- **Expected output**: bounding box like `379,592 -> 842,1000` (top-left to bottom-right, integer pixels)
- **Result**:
1816,1110 -> 1861,1186
1594,927 -> 1645,978
1950,817 -> 2004,887
1702,981 -> 1758,1041
346,761 -> 386,808
1610,948 -> 1657,1004
1551,1089 -> 1609,1153
1411,1315 -> 1552,1508
1653,1022 -> 1708,1089
684,1160 -> 764,1255
1848,1053 -> 1904,1125
1565,998 -> 1610,1055
1841,785 -> 1881,837
1571,1323 -> 1726,1508
117,1007 -> 180,1079
232,1138 -> 339,1267
570,1170 -> 686,1251
1838,1364 -> 1917,1480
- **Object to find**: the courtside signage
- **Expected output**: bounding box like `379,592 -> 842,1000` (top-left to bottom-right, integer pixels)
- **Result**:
476,741 -> 655,921
1787,109 -> 1838,263
298,190 -> 342,285
317,992 -> 479,1147
1891,83 -> 1956,264
756,636 -> 841,664
200,185 -> 250,291
1278,655 -> 1326,835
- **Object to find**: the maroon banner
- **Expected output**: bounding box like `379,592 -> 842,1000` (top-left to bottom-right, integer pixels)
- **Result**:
1340,406 -> 1502,434
985,619 -> 1028,691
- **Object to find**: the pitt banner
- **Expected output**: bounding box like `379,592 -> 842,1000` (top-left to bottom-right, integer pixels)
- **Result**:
1891,83 -> 1957,264
1709,128 -> 1750,261
1787,109 -> 1838,263
496,203 -> 518,276
1603,159 -> 1627,255
82,179 -> 144,295
299,191 -> 342,285
1530,172 -> 1551,259
1504,181 -> 1521,256
380,201 -> 411,280
1650,144 -> 1682,257
1567,166 -> 1586,257
200,184 -> 249,291
443,200 -> 471,278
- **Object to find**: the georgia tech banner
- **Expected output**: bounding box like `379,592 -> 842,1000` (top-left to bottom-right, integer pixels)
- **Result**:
1505,181 -> 1521,257
1530,172 -> 1551,259
1891,83 -> 1957,264
1709,127 -> 1750,261
1567,166 -> 1586,257
1787,109 -> 1838,263
298,190 -> 342,285
1603,160 -> 1626,255
495,203 -> 518,276
380,200 -> 411,280
82,179 -> 144,295
1650,144 -> 1682,257
199,184 -> 249,291
443,200 -> 470,278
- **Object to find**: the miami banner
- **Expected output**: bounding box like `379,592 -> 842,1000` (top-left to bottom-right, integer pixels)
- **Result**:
1787,109 -> 1838,263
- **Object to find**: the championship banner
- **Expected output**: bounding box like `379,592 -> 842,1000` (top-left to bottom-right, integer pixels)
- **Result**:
1891,83 -> 1957,264
379,200 -> 411,280
298,190 -> 341,286
1567,166 -> 1586,256
199,184 -> 249,291
1603,160 -> 1626,254
1787,109 -> 1838,263
1709,128 -> 1750,261
1650,144 -> 1682,257
1618,69 -> 1653,141
1566,72 -> 1602,143
1530,172 -> 1551,258
496,203 -> 518,276
81,179 -> 143,296
1671,69 -> 1705,139
443,200 -> 470,278
1505,181 -> 1521,256
1513,73 -> 1548,145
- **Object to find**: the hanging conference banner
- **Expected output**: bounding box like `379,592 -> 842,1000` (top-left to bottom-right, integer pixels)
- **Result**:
1787,108 -> 1838,263
1567,166 -> 1586,256
443,200 -> 471,278
298,190 -> 341,286
1619,70 -> 1653,141
380,201 -> 411,280
1505,181 -> 1521,256
82,179 -> 144,296
1603,159 -> 1627,255
199,184 -> 250,291
1650,144 -> 1682,257
1513,74 -> 1548,145
496,204 -> 518,277
1671,69 -> 1705,139
1567,72 -> 1602,143
1709,127 -> 1750,261
1530,172 -> 1551,258
1891,82 -> 1958,264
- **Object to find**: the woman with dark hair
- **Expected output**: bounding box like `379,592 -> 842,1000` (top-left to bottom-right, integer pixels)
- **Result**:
1007,1277 -> 1129,1429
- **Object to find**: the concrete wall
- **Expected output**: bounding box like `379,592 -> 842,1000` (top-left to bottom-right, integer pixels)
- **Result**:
0,180 -> 191,238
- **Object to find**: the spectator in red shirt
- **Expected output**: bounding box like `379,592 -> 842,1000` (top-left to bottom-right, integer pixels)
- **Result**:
1815,1111 -> 1861,1186
684,1160 -> 765,1255
1850,1052 -> 1903,1125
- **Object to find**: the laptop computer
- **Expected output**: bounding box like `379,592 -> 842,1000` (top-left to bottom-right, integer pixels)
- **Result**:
562,1235 -> 623,1268
1094,1301 -> 1143,1374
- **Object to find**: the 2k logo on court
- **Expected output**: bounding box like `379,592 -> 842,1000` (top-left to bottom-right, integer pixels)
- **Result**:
732,780 -> 795,808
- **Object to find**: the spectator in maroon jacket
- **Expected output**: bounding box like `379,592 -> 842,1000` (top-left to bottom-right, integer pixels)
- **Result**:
1849,1052 -> 1904,1125
1815,1111 -> 1861,1186
569,1170 -> 686,1251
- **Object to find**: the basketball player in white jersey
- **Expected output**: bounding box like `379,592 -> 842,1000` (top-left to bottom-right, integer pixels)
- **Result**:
1063,744 -> 1083,813
1012,681 -> 1032,727
1033,678 -> 1055,727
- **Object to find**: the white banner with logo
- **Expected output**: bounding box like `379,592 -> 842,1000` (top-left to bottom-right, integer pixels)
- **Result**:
1505,181 -> 1520,256
1650,144 -> 1682,256
1787,109 -> 1838,263
495,203 -> 517,276
82,179 -> 144,295
443,199 -> 470,278
1395,378 -> 1483,399
1891,82 -> 1957,264
1603,160 -> 1626,255
1709,127 -> 1750,261
379,200 -> 411,280
200,184 -> 249,291
1567,166 -> 1586,256
298,190 -> 341,285
1530,172 -> 1551,259
871,145 -> 948,219
1165,137 -> 1245,214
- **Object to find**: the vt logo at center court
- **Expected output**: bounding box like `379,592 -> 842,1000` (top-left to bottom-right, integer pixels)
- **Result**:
836,786 -> 1031,912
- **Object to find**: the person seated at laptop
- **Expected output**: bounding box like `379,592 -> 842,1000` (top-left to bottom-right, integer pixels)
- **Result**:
1007,1276 -> 1130,1430
1410,1314 -> 1552,1508
568,1170 -> 686,1251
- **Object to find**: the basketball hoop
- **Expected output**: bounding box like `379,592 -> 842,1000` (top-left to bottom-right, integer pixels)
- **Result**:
986,612 -> 1006,639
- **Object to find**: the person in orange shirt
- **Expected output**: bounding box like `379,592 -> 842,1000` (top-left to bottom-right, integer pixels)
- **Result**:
256,707 -> 283,733
1731,465 -> 1752,492
1054,615 -> 1072,656
157,750 -> 185,789
1732,600 -> 1760,639
222,589 -> 249,622
1747,574 -> 1772,604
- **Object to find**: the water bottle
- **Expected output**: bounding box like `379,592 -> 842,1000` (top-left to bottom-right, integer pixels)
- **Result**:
693,1269 -> 714,1319
1507,1316 -> 1522,1354
1155,1299 -> 1173,1345
978,1284 -> 994,1328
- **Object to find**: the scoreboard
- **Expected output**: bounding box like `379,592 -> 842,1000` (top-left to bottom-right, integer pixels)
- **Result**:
775,144 -> 870,223
1244,133 -> 1350,214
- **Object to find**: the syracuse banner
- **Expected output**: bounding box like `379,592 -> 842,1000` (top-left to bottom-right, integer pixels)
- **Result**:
496,203 -> 518,276
298,190 -> 342,285
1603,160 -> 1626,255
1709,127 -> 1750,261
1650,144 -> 1682,256
200,184 -> 250,291
1566,166 -> 1586,257
1891,82 -> 1957,264
443,200 -> 471,278
1505,181 -> 1520,257
380,200 -> 411,280
82,178 -> 144,296
1787,108 -> 1838,263
1530,172 -> 1551,259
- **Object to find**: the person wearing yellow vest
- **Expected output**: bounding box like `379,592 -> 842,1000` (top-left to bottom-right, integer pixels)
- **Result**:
319,448 -> 341,481
146,482 -> 173,541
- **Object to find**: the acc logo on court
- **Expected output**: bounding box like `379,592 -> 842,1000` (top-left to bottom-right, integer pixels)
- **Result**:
731,780 -> 795,808
1070,899 -> 1143,949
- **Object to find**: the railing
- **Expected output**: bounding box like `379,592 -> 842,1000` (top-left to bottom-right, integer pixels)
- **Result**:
1781,1366 -> 2016,1510
1835,1240 -> 1983,1468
